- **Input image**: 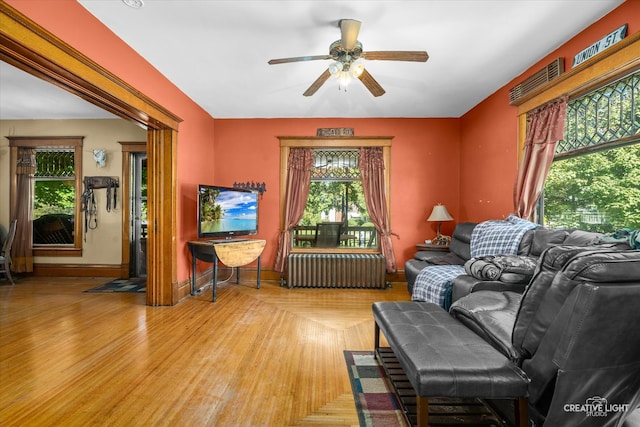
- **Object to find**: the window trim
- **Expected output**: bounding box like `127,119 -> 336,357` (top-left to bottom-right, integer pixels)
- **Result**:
279,136 -> 392,254
8,136 -> 84,257
515,32 -> 640,164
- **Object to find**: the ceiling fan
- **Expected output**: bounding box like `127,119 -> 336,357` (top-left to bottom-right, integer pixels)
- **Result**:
268,19 -> 428,97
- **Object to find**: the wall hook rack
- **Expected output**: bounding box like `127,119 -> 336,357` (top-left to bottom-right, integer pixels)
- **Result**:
233,181 -> 266,196
83,176 -> 119,190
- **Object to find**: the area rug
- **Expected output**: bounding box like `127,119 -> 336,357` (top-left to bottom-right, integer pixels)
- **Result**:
344,350 -> 409,427
84,277 -> 146,293
347,349 -> 510,427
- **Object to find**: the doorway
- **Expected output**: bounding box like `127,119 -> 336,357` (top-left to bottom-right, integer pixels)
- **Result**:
130,152 -> 147,278
3,2 -> 181,305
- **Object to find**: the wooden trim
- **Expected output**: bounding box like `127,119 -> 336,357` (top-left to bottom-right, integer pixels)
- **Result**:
279,145 -> 290,230
7,136 -> 84,147
279,136 -> 393,147
33,248 -> 82,257
120,141 -> 147,153
121,148 -> 132,277
517,114 -> 527,163
516,32 -> 640,114
0,2 -> 179,305
32,263 -> 125,278
119,141 -> 146,281
146,128 -> 178,306
0,3 -> 182,129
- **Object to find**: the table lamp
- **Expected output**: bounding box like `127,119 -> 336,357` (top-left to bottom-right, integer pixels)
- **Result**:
427,204 -> 454,245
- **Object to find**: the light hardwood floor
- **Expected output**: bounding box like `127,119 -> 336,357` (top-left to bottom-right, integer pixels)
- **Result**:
0,275 -> 409,426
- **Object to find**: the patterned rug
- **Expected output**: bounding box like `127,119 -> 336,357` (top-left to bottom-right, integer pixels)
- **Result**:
84,277 -> 146,293
347,349 -> 510,426
344,350 -> 409,427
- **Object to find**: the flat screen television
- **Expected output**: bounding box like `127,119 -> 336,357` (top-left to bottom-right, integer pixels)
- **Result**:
197,185 -> 259,239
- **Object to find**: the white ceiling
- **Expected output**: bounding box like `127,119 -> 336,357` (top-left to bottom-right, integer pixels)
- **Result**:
0,0 -> 625,120
0,62 -> 118,119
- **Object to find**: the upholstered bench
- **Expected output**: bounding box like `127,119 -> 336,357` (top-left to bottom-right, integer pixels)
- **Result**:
372,301 -> 529,427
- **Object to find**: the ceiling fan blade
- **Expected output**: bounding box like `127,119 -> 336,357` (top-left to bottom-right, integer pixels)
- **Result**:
339,19 -> 361,50
358,69 -> 385,97
362,51 -> 429,62
268,55 -> 332,65
303,69 -> 331,96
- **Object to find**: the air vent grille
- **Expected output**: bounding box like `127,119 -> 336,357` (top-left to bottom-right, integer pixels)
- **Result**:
509,58 -> 564,104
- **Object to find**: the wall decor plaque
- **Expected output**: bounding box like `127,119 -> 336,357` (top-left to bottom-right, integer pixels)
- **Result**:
317,128 -> 354,137
572,24 -> 627,68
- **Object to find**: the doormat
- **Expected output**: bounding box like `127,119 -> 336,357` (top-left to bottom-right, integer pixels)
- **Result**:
344,350 -> 409,427
84,277 -> 146,293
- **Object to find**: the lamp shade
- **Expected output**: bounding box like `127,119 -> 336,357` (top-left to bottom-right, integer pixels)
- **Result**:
427,204 -> 453,222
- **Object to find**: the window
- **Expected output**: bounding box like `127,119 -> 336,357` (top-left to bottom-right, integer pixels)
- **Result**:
295,149 -> 377,248
34,148 -> 76,245
9,136 -> 84,256
541,70 -> 640,232
278,136 -> 392,253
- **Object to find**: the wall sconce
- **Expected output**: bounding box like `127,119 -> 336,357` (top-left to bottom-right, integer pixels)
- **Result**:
233,181 -> 266,197
427,204 -> 454,245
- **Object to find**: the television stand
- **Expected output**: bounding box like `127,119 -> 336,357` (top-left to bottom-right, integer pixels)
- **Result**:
188,239 -> 266,302
211,238 -> 248,244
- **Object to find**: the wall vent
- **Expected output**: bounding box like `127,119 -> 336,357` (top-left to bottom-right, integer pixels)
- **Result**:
509,58 -> 564,104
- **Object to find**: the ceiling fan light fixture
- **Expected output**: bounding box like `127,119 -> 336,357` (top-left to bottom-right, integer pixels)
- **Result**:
338,70 -> 352,91
350,60 -> 365,78
268,18 -> 427,97
328,61 -> 343,76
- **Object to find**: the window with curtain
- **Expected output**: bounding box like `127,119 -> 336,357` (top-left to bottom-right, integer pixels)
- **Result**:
540,69 -> 640,232
294,149 -> 377,249
278,136 -> 392,258
8,136 -> 84,256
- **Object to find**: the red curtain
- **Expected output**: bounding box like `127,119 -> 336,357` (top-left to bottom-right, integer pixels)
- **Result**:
359,147 -> 397,273
11,147 -> 36,273
274,148 -> 314,273
514,96 -> 568,219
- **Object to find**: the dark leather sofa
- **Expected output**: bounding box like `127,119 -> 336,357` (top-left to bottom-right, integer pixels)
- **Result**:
450,243 -> 640,426
377,239 -> 640,426
405,221 -> 596,302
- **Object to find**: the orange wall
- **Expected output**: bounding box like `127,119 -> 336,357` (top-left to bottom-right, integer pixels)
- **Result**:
459,0 -> 640,223
213,118 -> 461,268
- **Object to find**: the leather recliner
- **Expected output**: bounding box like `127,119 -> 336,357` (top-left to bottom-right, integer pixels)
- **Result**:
450,243 -> 640,426
405,221 -> 572,300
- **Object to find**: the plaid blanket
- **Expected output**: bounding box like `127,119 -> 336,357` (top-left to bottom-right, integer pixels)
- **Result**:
470,214 -> 539,258
412,265 -> 465,310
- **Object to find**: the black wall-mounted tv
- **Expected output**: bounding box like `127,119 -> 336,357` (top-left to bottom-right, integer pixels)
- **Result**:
197,185 -> 259,239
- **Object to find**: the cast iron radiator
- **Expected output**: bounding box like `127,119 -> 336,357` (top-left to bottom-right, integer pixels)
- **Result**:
286,253 -> 387,289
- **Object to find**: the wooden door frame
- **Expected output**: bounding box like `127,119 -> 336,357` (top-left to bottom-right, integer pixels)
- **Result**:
120,141 -> 147,279
0,3 -> 181,305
